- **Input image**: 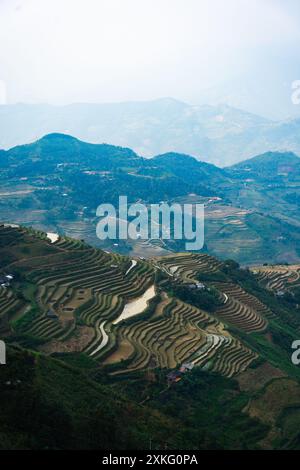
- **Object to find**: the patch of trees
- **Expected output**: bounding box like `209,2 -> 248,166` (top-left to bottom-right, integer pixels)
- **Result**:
167,284 -> 222,312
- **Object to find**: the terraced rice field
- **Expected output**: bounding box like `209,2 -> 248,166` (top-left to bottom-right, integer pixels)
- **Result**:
0,225 -> 154,349
107,297 -> 257,377
0,286 -> 27,334
153,253 -> 222,280
0,227 -> 267,378
252,265 -> 300,292
154,253 -> 272,333
213,282 -> 270,332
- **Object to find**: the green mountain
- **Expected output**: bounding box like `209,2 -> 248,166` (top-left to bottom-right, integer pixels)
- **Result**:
229,151 -> 300,181
224,152 -> 300,240
0,134 -> 299,264
1,225 -> 300,449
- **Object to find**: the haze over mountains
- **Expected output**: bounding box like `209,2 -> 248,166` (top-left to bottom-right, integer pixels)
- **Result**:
1,98 -> 300,166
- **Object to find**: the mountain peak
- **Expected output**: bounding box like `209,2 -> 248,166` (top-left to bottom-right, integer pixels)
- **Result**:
39,133 -> 80,143
230,151 -> 300,169
227,150 -> 300,181
153,152 -> 198,163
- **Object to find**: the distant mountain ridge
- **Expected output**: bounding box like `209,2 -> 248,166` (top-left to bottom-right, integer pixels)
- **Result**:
0,133 -> 229,198
1,98 -> 300,165
228,151 -> 300,181
230,150 -> 300,168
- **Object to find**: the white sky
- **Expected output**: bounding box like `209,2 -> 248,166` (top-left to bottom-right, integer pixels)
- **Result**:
0,0 -> 299,117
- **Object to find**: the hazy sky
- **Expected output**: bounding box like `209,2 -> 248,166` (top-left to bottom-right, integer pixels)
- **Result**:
0,0 -> 300,118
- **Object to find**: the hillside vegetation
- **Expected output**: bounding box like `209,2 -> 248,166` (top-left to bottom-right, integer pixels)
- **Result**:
1,226 -> 300,449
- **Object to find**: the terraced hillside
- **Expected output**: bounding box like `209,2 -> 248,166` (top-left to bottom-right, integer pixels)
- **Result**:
252,265 -> 300,293
0,225 -> 154,350
1,225 -> 285,379
153,254 -> 272,332
2,225 -> 300,450
106,296 -> 256,378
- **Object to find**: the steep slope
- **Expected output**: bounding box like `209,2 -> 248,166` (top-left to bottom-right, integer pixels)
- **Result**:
0,346 -> 188,450
151,152 -> 228,186
228,151 -> 300,181
2,133 -> 140,171
225,151 -> 300,234
1,226 -> 300,449
0,225 -> 298,377
1,346 -> 273,450
0,225 -> 257,377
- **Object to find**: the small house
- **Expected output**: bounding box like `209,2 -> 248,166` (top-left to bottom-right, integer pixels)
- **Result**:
0,275 -> 12,288
195,282 -> 206,290
180,362 -> 195,373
